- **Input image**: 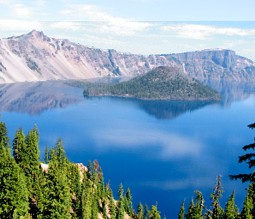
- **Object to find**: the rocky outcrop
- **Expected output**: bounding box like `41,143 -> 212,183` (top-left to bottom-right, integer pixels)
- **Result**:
0,30 -> 254,83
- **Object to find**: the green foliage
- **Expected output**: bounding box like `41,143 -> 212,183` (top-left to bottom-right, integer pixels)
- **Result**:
240,185 -> 254,219
209,175 -> 224,219
109,193 -> 117,219
137,202 -> 144,219
0,143 -> 29,218
42,144 -> 72,219
0,121 -> 9,149
150,204 -> 161,219
84,66 -> 220,101
124,188 -> 133,216
223,192 -> 239,219
178,201 -> 185,219
116,197 -> 125,219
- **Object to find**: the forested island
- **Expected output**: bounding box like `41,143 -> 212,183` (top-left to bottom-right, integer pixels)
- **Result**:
83,66 -> 220,101
0,121 -> 255,218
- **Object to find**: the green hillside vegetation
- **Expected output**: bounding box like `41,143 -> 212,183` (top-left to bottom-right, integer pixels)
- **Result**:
0,120 -> 255,218
83,66 -> 220,101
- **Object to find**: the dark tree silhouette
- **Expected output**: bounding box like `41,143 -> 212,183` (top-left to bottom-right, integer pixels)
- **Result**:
229,123 -> 255,183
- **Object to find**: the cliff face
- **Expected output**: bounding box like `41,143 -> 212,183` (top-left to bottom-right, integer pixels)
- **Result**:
0,30 -> 254,83
169,49 -> 255,82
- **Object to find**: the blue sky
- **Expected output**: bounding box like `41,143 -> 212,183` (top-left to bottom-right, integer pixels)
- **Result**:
0,0 -> 255,60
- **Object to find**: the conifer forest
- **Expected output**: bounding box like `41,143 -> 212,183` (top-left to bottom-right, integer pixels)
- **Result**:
0,120 -> 254,219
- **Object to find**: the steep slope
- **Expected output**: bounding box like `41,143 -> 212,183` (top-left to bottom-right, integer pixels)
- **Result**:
84,66 -> 220,100
0,30 -> 254,83
168,49 -> 255,82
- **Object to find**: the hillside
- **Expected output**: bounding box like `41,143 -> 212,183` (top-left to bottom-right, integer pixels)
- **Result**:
0,30 -> 255,83
84,66 -> 220,100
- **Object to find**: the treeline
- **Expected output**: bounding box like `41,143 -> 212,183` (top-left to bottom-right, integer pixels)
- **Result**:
0,120 -> 255,219
83,66 -> 220,101
0,121 -> 161,219
178,123 -> 255,219
177,176 -> 254,219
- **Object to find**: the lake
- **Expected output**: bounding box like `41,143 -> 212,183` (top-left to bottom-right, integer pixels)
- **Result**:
0,80 -> 255,218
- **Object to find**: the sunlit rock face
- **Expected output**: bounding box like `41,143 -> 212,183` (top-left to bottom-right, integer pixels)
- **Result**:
0,30 -> 254,83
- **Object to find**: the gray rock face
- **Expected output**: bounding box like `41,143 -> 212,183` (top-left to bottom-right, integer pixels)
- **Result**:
0,30 -> 254,83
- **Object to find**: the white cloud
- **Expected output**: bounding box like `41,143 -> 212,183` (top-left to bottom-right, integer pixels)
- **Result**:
93,128 -> 202,159
11,4 -> 33,17
161,24 -> 255,40
50,22 -> 83,31
60,4 -> 152,36
0,19 -> 42,32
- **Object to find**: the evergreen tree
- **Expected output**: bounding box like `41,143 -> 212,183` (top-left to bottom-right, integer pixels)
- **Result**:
42,143 -> 71,219
0,143 -> 29,218
186,191 -> 204,219
210,176 -> 224,219
13,128 -> 27,166
240,185 -> 254,219
230,122 -> 255,216
118,183 -> 124,199
116,197 -> 125,219
150,204 -> 161,219
109,192 -> 117,219
178,201 -> 185,219
137,202 -> 144,219
223,192 -> 239,219
144,204 -> 151,219
125,188 -> 133,216
91,198 -> 99,219
229,123 -> 255,183
186,199 -> 195,219
0,121 -> 9,149
69,164 -> 82,219
82,178 -> 93,219
44,145 -> 49,164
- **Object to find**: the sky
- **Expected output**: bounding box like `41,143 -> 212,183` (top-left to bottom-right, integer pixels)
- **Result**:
0,0 -> 255,60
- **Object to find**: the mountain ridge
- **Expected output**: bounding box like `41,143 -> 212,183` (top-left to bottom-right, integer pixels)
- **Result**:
0,30 -> 254,83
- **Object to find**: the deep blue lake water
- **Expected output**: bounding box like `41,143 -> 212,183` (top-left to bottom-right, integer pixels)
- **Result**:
0,81 -> 255,218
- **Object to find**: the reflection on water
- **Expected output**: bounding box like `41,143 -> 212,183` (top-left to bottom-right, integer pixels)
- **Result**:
0,80 -> 255,119
206,80 -> 255,107
136,100 -> 216,120
0,81 -> 83,115
0,80 -> 255,218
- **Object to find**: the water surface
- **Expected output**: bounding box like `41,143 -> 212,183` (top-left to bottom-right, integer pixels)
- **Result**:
0,81 -> 254,218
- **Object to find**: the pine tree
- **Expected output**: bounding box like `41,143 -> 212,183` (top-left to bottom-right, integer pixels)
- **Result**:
229,122 -> 255,216
150,204 -> 161,219
137,202 -> 144,219
109,192 -> 117,219
240,185 -> 253,219
13,128 -> 27,166
44,145 -> 49,164
118,183 -> 124,199
117,197 -> 125,219
223,192 -> 239,219
42,143 -> 71,219
229,123 -> 255,183
125,188 -> 133,216
82,178 -> 93,219
0,142 -> 29,218
0,121 -> 9,149
178,201 -> 185,219
210,176 -> 224,219
69,164 -> 82,218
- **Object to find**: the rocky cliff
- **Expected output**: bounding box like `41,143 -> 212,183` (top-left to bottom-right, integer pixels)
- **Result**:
0,30 -> 254,83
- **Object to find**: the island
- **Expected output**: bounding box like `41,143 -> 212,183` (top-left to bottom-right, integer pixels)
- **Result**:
83,66 -> 221,101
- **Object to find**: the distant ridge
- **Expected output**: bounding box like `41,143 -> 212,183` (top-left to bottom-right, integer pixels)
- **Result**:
0,30 -> 255,83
